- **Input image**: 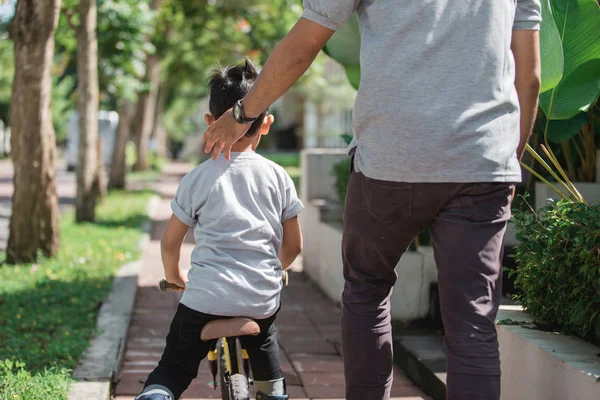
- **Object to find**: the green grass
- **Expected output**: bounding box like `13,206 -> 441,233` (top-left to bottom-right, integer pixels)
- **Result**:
0,190 -> 153,399
261,152 -> 301,192
260,152 -> 300,168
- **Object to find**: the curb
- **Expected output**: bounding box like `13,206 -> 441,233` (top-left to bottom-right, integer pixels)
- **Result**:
392,334 -> 447,400
68,196 -> 159,400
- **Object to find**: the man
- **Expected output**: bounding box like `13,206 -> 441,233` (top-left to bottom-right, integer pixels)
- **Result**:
203,1 -> 541,399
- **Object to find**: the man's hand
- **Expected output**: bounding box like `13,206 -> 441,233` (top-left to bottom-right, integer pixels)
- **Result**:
202,17 -> 334,160
203,109 -> 250,161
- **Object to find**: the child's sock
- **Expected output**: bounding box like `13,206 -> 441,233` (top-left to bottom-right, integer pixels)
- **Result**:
254,377 -> 286,395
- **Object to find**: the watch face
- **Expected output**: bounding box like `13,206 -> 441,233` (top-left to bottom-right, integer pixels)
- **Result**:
233,104 -> 241,121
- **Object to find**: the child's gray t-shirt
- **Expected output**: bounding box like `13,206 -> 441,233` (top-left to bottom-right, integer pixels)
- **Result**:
171,152 -> 304,319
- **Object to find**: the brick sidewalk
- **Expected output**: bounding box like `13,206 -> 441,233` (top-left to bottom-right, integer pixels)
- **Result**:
113,163 -> 430,400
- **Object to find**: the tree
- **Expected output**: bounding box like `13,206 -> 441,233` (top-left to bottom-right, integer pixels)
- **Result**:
155,0 -> 303,152
132,0 -> 162,172
6,0 -> 61,264
68,0 -> 102,222
97,0 -> 154,188
108,100 -> 134,188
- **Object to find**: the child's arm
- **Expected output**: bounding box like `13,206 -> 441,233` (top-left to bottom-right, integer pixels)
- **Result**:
279,216 -> 303,270
160,214 -> 190,290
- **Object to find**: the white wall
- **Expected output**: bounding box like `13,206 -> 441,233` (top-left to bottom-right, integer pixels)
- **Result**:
535,182 -> 600,209
498,306 -> 600,400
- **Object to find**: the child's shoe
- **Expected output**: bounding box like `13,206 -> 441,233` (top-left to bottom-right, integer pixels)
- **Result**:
135,386 -> 173,400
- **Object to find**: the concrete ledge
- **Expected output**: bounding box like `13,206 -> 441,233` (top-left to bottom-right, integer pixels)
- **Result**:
68,260 -> 142,400
73,260 -> 143,381
393,333 -> 446,400
393,304 -> 600,400
498,305 -> 600,400
68,381 -> 110,400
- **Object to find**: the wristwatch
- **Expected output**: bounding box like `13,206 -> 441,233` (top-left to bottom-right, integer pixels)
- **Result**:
232,100 -> 258,124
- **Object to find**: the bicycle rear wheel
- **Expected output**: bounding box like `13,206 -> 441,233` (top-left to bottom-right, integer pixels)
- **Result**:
229,373 -> 250,400
219,338 -> 250,400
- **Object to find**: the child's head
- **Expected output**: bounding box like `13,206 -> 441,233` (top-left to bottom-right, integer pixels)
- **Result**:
207,59 -> 270,138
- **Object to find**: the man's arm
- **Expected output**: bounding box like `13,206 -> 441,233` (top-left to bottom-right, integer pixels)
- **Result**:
203,18 -> 335,160
512,31 -> 541,161
279,216 -> 303,270
161,214 -> 189,290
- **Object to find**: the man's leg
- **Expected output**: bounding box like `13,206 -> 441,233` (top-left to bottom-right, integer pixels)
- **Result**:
430,183 -> 513,400
138,304 -> 213,400
341,172 -> 441,399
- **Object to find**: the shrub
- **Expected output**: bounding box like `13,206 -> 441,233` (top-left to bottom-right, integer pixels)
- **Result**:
332,157 -> 351,204
512,200 -> 600,343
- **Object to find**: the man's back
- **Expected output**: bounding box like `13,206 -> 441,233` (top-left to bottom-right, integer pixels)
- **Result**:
171,152 -> 303,319
303,0 -> 540,183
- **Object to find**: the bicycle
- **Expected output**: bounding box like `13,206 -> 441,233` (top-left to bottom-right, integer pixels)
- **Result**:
158,270 -> 289,400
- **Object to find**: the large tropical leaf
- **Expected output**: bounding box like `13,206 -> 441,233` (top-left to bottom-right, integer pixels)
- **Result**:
539,0 -> 600,120
344,65 -> 360,90
543,112 -> 589,142
323,14 -> 360,66
539,0 -> 564,93
323,14 -> 361,90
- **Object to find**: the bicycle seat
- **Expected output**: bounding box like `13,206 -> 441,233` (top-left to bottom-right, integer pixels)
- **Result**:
200,317 -> 261,341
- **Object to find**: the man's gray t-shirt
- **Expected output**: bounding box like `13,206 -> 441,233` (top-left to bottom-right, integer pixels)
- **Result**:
303,0 -> 542,183
171,152 -> 304,319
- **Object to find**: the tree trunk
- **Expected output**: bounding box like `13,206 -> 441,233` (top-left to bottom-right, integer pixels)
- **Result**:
6,0 -> 61,264
108,100 -> 134,190
75,0 -> 100,222
133,54 -> 160,171
133,0 -> 163,171
152,82 -> 168,158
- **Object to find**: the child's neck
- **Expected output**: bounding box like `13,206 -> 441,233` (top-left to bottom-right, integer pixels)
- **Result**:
230,137 -> 257,153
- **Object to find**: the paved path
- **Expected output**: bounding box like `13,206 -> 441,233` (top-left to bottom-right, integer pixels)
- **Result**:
113,163 -> 429,400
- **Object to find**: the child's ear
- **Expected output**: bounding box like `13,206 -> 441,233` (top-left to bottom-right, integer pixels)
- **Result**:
259,114 -> 275,135
204,114 -> 215,126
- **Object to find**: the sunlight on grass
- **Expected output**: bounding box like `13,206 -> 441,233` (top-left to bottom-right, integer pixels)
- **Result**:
0,190 -> 153,399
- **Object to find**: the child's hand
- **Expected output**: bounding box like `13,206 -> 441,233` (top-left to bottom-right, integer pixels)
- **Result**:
166,273 -> 187,291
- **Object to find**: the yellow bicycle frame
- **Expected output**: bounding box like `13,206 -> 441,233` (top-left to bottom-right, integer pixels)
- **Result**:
221,337 -> 250,376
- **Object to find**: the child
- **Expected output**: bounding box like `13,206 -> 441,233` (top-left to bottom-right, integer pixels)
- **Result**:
135,60 -> 303,400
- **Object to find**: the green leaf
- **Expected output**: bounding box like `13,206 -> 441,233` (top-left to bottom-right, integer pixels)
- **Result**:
324,14 -> 361,90
540,0 -> 600,120
323,14 -> 360,67
539,0 -> 564,93
344,65 -> 361,90
545,111 -> 589,142
340,133 -> 353,145
540,60 -> 600,120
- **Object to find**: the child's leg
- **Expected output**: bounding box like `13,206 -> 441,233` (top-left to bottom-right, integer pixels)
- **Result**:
239,314 -> 286,397
137,304 -> 214,400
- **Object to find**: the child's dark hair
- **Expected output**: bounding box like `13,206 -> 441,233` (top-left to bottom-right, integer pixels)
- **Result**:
208,59 -> 266,137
